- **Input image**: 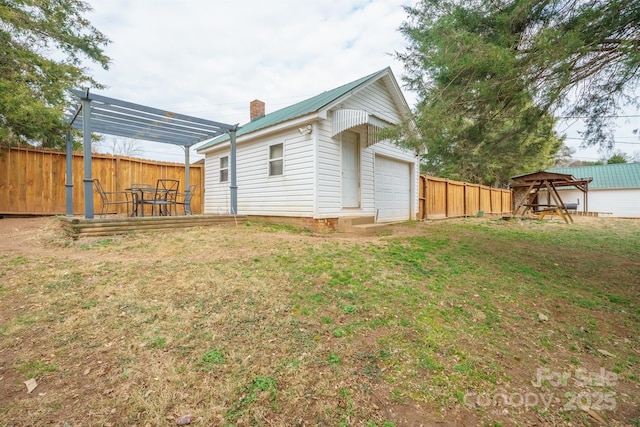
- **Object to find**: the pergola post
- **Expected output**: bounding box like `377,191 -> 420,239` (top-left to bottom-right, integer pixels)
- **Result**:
184,146 -> 191,199
229,129 -> 237,215
81,96 -> 94,219
65,131 -> 74,216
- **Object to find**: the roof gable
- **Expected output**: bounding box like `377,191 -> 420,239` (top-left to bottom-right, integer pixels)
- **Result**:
197,67 -> 405,151
547,163 -> 640,189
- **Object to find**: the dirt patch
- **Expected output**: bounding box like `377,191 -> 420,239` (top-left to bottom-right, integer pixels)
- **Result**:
0,216 -> 61,254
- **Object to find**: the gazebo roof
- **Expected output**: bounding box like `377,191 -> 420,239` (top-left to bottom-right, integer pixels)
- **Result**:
67,89 -> 238,146
510,170 -> 592,189
511,170 -> 574,182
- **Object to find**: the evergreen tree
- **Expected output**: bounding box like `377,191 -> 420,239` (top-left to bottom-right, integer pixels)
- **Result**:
395,0 -> 639,185
606,152 -> 630,164
0,0 -> 110,148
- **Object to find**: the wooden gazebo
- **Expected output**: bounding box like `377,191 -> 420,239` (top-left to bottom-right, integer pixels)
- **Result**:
510,171 -> 592,223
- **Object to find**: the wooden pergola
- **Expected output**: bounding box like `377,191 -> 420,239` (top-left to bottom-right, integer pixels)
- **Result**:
510,171 -> 592,224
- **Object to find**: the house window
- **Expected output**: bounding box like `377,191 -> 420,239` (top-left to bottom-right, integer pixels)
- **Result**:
219,156 -> 229,182
269,143 -> 283,176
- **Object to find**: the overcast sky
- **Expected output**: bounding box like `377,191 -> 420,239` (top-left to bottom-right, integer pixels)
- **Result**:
85,0 -> 638,163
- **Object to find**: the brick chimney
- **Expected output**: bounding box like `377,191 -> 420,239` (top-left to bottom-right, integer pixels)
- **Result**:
250,99 -> 265,121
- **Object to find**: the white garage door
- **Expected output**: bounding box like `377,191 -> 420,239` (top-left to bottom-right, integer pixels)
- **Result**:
375,156 -> 411,222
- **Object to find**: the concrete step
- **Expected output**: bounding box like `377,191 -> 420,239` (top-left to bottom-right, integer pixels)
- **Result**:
336,216 -> 375,232
350,223 -> 391,234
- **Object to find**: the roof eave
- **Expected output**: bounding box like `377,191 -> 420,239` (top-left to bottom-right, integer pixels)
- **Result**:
197,112 -> 322,154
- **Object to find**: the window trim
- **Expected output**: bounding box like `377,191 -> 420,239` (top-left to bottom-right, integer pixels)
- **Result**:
268,142 -> 284,177
219,155 -> 229,182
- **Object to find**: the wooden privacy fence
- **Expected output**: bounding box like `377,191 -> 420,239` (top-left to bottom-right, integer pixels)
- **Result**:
0,146 -> 204,216
418,175 -> 512,220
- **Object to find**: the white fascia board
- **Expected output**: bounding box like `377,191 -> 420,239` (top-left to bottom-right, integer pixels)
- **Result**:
382,72 -> 412,118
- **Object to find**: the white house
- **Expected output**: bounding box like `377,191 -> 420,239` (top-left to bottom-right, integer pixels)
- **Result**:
196,68 -> 419,231
547,163 -> 640,217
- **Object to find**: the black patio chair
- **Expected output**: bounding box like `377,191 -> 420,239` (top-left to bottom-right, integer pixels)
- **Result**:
140,179 -> 179,216
93,179 -> 132,217
174,184 -> 197,215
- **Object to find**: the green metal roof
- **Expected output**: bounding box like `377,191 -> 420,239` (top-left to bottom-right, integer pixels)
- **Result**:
197,68 -> 390,151
547,163 -> 640,189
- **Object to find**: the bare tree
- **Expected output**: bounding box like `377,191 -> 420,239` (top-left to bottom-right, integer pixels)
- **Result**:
94,136 -> 144,157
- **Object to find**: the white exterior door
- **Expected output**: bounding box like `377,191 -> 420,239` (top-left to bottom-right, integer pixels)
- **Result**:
342,132 -> 360,208
375,156 -> 410,222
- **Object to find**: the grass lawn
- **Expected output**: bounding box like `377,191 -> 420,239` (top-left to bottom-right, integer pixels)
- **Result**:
0,216 -> 638,426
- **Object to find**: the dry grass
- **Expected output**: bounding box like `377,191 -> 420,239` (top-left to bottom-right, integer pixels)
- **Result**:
0,216 -> 638,426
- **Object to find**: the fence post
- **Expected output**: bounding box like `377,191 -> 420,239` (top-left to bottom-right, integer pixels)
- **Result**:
489,187 -> 494,214
445,180 -> 449,218
115,157 -> 121,192
419,175 -> 426,220
463,182 -> 467,216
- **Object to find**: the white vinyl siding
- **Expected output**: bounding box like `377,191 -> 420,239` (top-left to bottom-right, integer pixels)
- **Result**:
315,119 -> 343,216
340,80 -> 402,124
203,130 -> 315,216
204,154 -> 232,214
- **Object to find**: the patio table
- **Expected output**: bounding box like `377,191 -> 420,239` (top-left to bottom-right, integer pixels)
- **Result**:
126,185 -> 161,217
127,180 -> 179,216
